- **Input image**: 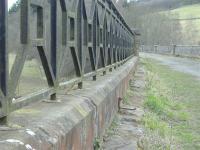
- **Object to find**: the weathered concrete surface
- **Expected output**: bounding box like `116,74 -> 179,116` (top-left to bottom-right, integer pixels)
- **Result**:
102,65 -> 145,150
0,57 -> 138,150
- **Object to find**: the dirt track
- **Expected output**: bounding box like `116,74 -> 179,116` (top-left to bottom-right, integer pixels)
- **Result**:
140,53 -> 200,79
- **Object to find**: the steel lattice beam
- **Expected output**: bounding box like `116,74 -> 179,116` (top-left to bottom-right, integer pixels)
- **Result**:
0,0 -> 138,122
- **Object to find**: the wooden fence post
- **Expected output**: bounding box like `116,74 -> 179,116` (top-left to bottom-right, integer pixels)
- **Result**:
172,44 -> 176,56
154,45 -> 158,53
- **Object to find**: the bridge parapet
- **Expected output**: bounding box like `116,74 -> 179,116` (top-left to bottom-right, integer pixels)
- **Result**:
0,57 -> 138,150
0,0 -> 137,123
141,45 -> 200,58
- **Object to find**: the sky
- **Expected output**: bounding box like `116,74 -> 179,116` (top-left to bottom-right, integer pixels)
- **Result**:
8,0 -> 18,9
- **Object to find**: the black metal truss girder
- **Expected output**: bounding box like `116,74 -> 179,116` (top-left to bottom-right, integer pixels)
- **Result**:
0,0 -> 136,119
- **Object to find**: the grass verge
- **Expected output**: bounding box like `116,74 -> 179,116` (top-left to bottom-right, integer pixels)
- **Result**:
141,58 -> 200,150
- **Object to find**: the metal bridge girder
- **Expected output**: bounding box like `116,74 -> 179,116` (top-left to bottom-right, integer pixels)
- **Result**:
0,0 -> 136,121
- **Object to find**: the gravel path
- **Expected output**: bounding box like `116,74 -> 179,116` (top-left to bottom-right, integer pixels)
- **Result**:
140,53 -> 200,79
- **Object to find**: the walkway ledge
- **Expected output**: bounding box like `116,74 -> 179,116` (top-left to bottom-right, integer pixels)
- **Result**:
0,57 -> 138,150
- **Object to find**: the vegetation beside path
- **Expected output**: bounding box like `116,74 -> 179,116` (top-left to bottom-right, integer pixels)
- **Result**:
141,58 -> 200,150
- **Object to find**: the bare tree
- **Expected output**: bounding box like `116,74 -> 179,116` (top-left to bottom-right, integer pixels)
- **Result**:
116,1 -> 184,45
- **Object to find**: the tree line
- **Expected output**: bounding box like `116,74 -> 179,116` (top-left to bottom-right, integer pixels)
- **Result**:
114,0 -> 200,45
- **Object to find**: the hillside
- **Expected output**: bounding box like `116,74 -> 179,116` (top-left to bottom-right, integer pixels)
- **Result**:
132,0 -> 200,10
126,0 -> 200,45
170,4 -> 200,19
127,0 -> 200,15
166,4 -> 200,44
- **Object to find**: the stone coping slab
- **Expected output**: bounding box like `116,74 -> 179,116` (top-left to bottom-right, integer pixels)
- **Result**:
0,57 -> 138,150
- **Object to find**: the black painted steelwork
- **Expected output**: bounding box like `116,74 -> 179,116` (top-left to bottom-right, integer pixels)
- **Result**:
0,0 -> 8,121
0,0 -> 137,122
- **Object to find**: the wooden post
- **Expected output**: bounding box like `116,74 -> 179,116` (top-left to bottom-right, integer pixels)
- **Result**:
172,44 -> 176,56
154,45 -> 158,53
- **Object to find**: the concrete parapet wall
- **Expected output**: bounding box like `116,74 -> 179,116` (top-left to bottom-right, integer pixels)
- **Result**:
0,57 -> 138,150
141,45 -> 200,58
175,46 -> 200,58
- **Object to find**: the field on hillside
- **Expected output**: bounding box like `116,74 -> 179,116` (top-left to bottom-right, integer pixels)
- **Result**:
162,4 -> 200,44
171,4 -> 200,19
171,4 -> 200,34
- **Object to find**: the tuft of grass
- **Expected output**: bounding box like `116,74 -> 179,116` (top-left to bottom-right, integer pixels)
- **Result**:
94,138 -> 101,150
142,113 -> 169,137
176,112 -> 189,121
106,116 -> 119,136
144,94 -> 167,115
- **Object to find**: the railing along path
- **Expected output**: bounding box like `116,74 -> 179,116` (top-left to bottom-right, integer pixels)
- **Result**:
0,0 -> 137,123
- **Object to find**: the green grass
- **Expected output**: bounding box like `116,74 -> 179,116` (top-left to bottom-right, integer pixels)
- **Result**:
171,4 -> 200,39
142,58 -> 200,150
143,112 -> 169,137
145,94 -> 167,115
9,53 -> 48,96
170,4 -> 200,19
9,53 -> 45,78
160,4 -> 200,43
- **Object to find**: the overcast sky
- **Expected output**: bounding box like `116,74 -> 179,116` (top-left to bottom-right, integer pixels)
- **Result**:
8,0 -> 18,9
